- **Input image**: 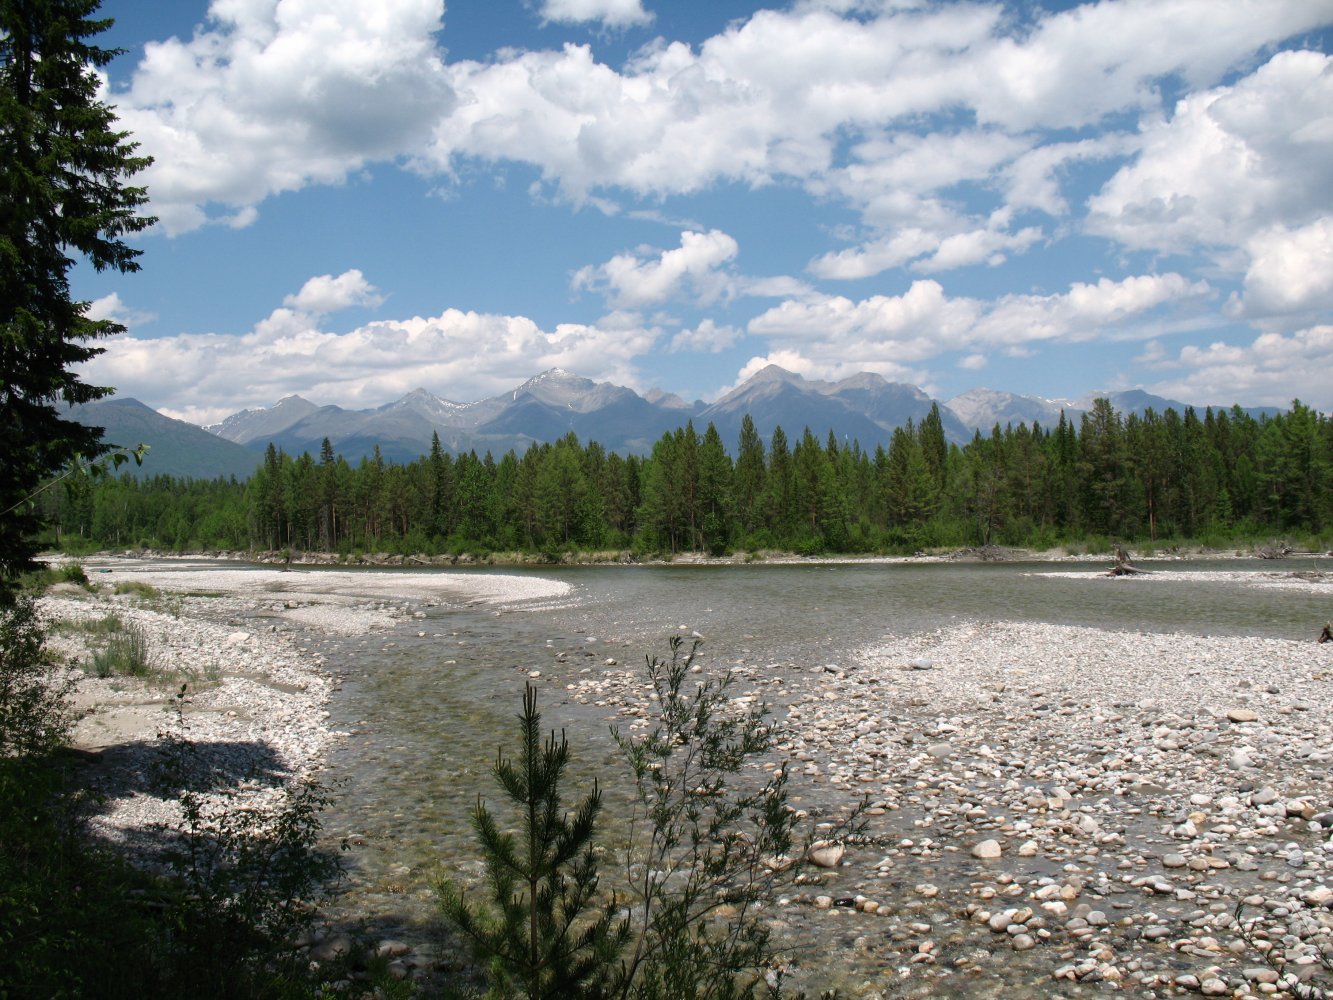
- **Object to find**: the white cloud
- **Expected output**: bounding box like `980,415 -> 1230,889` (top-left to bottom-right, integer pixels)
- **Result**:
746,273 -> 1212,378
283,270 -> 384,314
958,353 -> 987,371
85,292 -> 158,329
1087,50 -> 1333,256
809,229 -> 940,280
729,350 -> 921,390
1148,325 -> 1333,408
539,0 -> 653,29
572,229 -> 739,307
669,319 -> 742,353
82,280 -> 662,423
112,0 -> 1333,252
975,274 -> 1213,347
912,226 -> 1043,273
1238,218 -> 1333,320
115,0 -> 453,233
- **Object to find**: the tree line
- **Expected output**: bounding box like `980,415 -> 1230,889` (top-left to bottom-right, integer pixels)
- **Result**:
41,400 -> 1333,558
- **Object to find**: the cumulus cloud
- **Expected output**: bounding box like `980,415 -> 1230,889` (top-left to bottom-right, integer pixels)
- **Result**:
283,270 -> 384,314
1238,218 -> 1333,320
1087,50 -> 1333,256
114,0 -> 453,233
728,350 -> 922,390
1148,325 -> 1333,408
82,278 -> 662,424
669,318 -> 742,353
912,226 -> 1044,273
539,0 -> 653,28
111,0 -> 1332,261
572,230 -> 739,307
747,273 -> 1212,374
85,292 -> 157,329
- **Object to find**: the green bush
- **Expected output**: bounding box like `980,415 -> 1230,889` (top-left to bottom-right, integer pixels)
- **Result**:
113,579 -> 160,599
0,597 -> 72,757
1,611 -> 344,1000
58,561 -> 90,586
441,637 -> 862,1000
92,621 -> 155,678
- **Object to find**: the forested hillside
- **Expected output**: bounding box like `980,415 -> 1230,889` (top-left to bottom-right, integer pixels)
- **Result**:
41,400 -> 1333,558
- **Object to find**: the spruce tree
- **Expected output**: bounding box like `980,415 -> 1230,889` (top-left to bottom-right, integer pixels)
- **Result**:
0,0 -> 153,598
439,684 -> 629,1000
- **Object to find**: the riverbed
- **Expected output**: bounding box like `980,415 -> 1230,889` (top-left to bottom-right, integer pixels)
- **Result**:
45,554 -> 1333,997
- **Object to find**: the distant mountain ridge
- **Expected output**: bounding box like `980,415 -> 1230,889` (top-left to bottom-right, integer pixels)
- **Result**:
68,367 -> 1289,480
68,398 -> 260,480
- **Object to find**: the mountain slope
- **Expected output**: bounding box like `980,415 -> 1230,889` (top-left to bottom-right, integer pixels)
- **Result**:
69,398 -> 261,480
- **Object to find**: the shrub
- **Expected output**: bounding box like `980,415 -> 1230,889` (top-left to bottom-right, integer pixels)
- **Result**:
441,637 -> 862,1000
0,596 -> 72,757
114,579 -> 160,599
438,684 -> 629,999
92,621 -> 155,678
58,561 -> 90,586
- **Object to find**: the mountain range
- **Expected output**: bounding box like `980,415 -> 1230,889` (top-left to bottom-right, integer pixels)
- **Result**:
67,366 -> 1282,480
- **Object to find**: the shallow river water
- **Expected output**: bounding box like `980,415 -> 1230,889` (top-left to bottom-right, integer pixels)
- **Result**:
311,559 -> 1331,995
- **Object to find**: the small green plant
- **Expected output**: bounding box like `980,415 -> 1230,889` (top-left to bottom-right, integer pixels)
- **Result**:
65,613 -> 124,637
114,579 -> 160,600
58,562 -> 91,587
612,636 -> 845,1000
442,638 -> 862,1000
439,684 -> 630,1000
92,621 -> 155,678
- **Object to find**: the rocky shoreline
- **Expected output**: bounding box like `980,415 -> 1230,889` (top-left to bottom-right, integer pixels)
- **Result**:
37,554 -> 573,986
566,617 -> 1333,998
38,555 -> 1333,997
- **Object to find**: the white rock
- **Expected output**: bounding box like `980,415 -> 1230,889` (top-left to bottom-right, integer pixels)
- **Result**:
972,839 -> 1003,860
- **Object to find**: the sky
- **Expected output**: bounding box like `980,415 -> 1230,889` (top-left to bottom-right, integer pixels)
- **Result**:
72,0 -> 1333,425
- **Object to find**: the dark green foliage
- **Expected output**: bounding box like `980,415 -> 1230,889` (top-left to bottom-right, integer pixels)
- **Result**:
0,624 -> 341,999
0,595 -> 70,757
439,684 -> 631,1000
31,399 -> 1333,558
0,0 -> 153,599
151,719 -> 345,997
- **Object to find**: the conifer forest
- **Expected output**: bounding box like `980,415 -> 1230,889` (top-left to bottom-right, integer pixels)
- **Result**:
44,400 -> 1333,558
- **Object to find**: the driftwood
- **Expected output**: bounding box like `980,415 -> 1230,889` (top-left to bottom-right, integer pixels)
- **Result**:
1256,541 -> 1293,559
1105,545 -> 1149,577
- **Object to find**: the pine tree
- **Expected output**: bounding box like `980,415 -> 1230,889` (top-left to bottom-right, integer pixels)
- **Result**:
439,684 -> 629,1000
732,415 -> 766,539
0,0 -> 153,597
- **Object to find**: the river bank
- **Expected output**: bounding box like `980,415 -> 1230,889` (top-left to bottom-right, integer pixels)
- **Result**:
71,537 -> 1329,572
36,555 -> 1333,997
564,615 -> 1333,998
35,553 -> 573,981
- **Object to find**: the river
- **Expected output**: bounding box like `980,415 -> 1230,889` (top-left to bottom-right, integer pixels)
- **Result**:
314,557 -> 1331,995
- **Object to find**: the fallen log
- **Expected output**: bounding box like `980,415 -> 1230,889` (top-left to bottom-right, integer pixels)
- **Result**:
1105,545 -> 1150,576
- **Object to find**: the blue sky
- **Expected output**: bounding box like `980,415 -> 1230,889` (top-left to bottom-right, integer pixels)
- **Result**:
74,0 -> 1333,424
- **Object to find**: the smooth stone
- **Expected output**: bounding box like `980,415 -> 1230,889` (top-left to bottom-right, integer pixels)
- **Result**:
807,842 -> 845,868
1227,708 -> 1258,723
971,839 -> 1003,860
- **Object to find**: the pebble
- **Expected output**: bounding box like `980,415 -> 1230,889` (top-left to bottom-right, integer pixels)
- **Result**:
971,839 -> 1002,860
